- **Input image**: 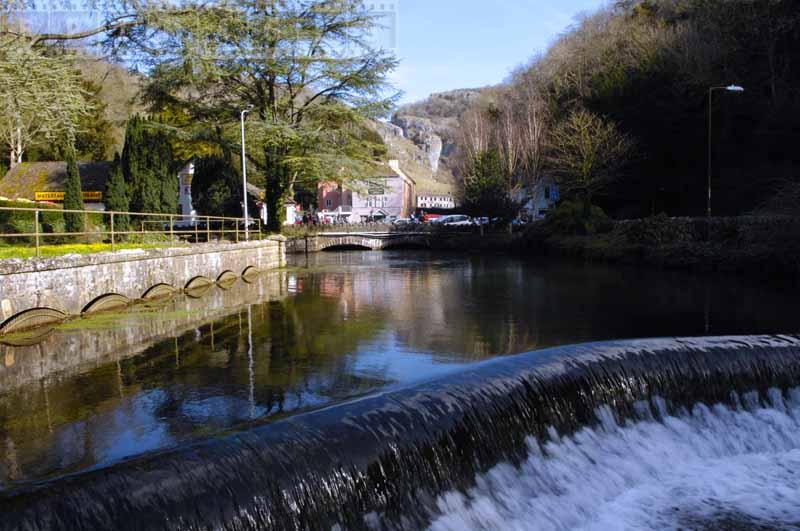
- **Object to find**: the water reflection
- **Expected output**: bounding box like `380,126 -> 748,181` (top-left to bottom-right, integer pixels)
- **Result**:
1,251 -> 798,488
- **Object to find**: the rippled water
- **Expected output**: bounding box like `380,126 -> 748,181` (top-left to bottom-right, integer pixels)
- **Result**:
1,251 -> 798,491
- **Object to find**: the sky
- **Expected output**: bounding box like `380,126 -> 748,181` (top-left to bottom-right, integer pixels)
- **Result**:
379,0 -> 609,104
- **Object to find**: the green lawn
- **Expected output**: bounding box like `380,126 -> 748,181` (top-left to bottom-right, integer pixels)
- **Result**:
0,242 -> 185,260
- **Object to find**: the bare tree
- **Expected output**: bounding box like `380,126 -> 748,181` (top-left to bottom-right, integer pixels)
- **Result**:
547,109 -> 634,215
514,70 -> 549,188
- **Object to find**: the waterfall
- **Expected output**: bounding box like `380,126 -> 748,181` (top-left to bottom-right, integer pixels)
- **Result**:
2,335 -> 800,530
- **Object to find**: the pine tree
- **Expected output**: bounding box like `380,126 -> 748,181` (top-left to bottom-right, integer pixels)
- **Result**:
463,149 -> 514,221
105,154 -> 130,230
121,115 -> 177,214
192,155 -> 242,217
63,146 -> 85,232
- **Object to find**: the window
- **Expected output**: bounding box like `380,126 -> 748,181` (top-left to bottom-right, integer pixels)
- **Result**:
326,198 -> 332,208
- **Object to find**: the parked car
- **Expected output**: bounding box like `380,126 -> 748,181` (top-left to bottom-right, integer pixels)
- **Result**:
392,217 -> 419,227
440,215 -> 473,226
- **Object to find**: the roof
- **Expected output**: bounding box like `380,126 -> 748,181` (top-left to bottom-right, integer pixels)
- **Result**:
0,161 -> 112,200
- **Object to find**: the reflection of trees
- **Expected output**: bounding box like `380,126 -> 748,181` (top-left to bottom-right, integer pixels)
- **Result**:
0,292 -> 389,485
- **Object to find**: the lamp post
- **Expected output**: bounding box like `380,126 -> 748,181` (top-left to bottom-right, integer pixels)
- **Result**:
240,105 -> 254,240
707,85 -> 744,219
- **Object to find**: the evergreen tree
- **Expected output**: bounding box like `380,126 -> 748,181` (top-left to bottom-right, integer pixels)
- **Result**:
105,154 -> 130,230
462,149 -> 514,221
63,146 -> 85,232
192,155 -> 242,218
121,115 -> 177,214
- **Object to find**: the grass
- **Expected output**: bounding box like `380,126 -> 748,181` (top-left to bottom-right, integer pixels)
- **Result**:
0,242 -> 185,260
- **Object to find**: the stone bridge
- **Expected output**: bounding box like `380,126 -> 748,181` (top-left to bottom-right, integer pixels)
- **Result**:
288,232 -> 434,252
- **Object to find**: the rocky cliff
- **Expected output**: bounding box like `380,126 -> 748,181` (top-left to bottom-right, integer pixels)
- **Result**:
390,88 -> 484,180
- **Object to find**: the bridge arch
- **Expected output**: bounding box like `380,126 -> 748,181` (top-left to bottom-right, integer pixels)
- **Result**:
317,235 -> 383,251
314,233 -> 431,251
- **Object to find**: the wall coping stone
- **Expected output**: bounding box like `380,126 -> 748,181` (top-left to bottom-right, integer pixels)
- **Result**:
0,236 -> 286,276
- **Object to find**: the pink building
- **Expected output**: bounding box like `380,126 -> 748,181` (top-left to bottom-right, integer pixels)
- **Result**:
317,160 -> 416,222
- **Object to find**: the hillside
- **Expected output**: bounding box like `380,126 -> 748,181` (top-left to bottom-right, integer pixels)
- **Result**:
370,120 -> 456,195
390,88 -> 485,182
76,55 -> 143,156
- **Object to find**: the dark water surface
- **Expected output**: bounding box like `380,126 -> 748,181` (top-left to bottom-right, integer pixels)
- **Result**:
0,251 -> 796,489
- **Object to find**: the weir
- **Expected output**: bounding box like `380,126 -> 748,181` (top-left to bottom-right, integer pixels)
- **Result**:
1,335 -> 800,530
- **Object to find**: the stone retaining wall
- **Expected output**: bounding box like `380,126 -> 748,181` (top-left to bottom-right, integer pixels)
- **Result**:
0,238 -> 286,332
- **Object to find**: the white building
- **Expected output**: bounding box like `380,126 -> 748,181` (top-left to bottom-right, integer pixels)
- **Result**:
516,176 -> 559,220
178,163 -> 195,221
417,193 -> 455,210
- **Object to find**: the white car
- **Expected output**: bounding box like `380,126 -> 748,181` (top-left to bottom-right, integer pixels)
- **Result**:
440,215 -> 472,226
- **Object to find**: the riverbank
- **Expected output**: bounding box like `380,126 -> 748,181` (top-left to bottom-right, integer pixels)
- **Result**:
519,215 -> 800,277
0,238 -> 286,334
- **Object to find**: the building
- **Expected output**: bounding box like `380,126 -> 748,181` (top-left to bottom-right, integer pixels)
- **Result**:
0,161 -> 199,218
417,193 -> 455,210
516,176 -> 559,220
0,161 -> 112,210
178,163 -> 195,220
317,160 -> 416,222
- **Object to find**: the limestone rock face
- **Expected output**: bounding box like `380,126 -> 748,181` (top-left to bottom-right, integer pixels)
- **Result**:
391,88 -> 484,178
372,121 -> 405,143
392,115 -> 443,173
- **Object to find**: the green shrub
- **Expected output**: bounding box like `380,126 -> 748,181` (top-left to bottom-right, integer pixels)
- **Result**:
544,200 -> 612,235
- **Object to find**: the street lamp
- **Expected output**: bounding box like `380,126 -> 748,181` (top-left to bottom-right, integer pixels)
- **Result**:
707,85 -> 744,219
240,105 -> 254,240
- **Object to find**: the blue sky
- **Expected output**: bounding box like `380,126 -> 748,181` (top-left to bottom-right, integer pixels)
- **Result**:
383,0 -> 609,103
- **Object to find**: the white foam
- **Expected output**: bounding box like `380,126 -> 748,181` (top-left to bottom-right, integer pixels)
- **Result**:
429,389 -> 800,531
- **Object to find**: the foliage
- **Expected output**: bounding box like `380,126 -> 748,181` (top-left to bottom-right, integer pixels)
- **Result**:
27,77 -> 117,162
543,200 -> 612,236
121,115 -> 177,214
137,0 -> 397,231
192,155 -> 247,218
63,146 -> 85,232
104,154 -> 129,230
449,0 -> 800,219
547,109 -> 634,214
462,149 -> 515,220
0,35 -> 90,167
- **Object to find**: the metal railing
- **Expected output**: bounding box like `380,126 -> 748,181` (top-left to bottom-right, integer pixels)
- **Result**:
0,205 -> 262,258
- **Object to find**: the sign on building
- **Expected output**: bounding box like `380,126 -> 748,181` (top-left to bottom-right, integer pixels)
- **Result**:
34,191 -> 103,201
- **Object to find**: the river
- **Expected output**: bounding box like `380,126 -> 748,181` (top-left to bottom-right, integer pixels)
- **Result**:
1,251 -> 799,529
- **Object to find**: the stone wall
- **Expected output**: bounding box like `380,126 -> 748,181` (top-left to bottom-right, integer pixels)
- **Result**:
522,215 -> 800,275
0,270 -> 288,391
0,238 -> 285,332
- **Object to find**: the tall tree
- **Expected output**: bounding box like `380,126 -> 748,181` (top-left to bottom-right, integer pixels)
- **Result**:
192,155 -> 244,218
63,145 -> 85,232
104,154 -> 129,230
121,115 -> 177,214
547,109 -> 634,215
462,148 -> 514,221
141,0 -> 397,231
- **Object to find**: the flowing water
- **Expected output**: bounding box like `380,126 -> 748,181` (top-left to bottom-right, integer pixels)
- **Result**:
1,251 -> 799,530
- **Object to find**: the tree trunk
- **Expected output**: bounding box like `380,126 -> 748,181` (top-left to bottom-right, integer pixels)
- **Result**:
582,191 -> 592,219
9,127 -> 23,168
